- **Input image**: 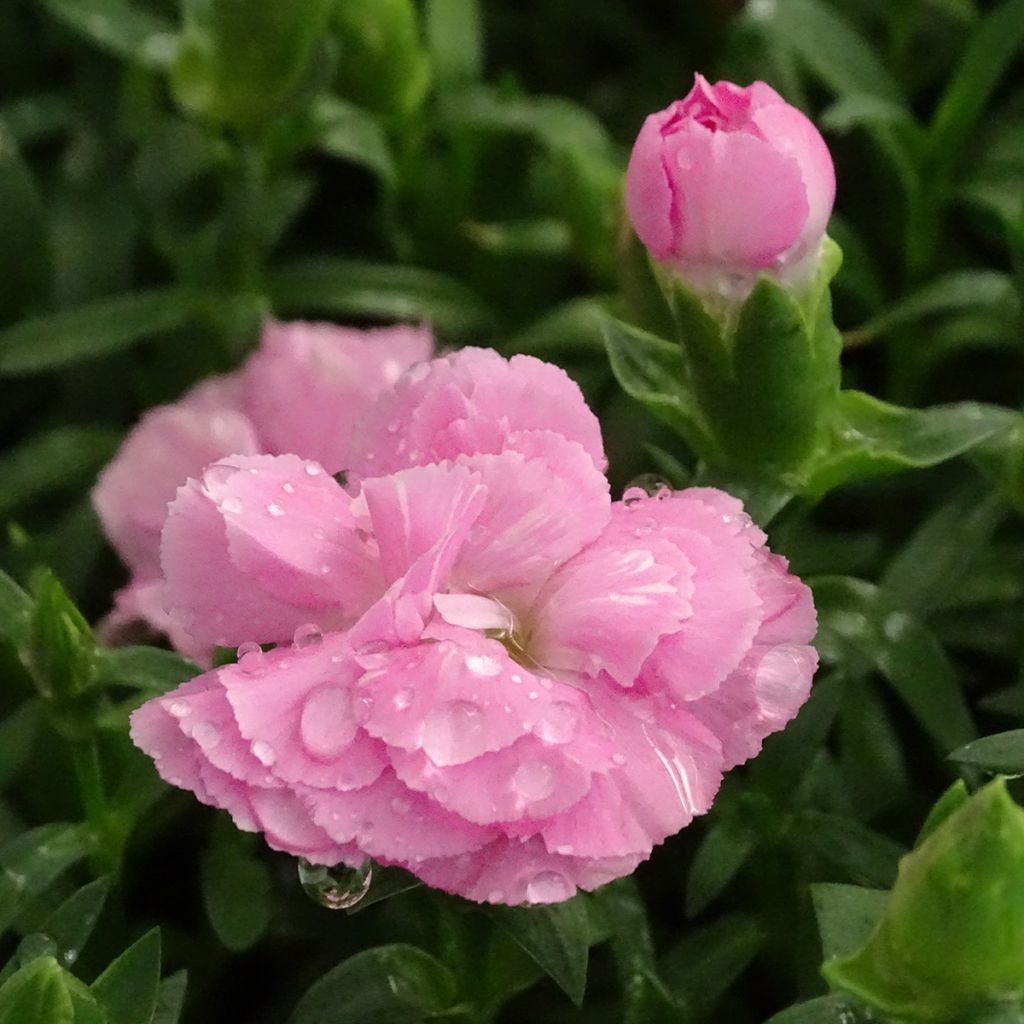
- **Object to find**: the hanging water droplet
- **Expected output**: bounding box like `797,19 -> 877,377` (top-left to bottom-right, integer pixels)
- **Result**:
525,871 -> 574,904
298,858 -> 373,910
236,641 -> 263,673
293,623 -> 323,648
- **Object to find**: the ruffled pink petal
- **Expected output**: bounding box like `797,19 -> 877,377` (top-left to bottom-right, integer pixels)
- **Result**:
349,348 -> 607,478
220,635 -> 388,791
304,769 -> 495,861
451,435 -> 610,602
530,509 -> 694,686
625,107 -> 680,262
203,454 -> 382,615
354,463 -> 486,584
633,490 -> 763,701
687,643 -> 818,769
390,737 -> 592,826
161,473 -> 343,649
93,402 -> 260,577
248,787 -> 351,860
413,834 -> 644,905
355,632 -> 567,765
749,548 -> 818,645
242,321 -> 433,474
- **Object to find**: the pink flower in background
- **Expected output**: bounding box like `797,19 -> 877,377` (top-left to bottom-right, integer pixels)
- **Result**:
131,349 -> 817,905
625,74 -> 835,283
92,321 -> 433,657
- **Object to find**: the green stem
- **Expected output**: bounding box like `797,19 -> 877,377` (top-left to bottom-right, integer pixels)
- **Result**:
70,737 -> 119,873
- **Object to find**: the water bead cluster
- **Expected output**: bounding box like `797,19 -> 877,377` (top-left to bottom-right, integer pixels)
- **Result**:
131,347 -> 817,906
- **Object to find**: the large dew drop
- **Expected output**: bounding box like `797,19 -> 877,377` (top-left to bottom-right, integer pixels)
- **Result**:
297,858 -> 373,910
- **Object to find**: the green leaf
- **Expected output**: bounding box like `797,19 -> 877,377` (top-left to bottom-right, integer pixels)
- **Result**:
949,731 -> 1024,776
0,289 -> 195,376
797,812 -> 905,888
0,570 -> 35,647
820,94 -> 922,136
622,971 -> 688,1024
505,296 -> 609,356
0,123 -> 50,324
917,780 -> 970,844
42,0 -> 176,69
808,391 -> 1016,496
0,825 -> 93,936
311,97 -> 395,184
289,944 -> 457,1024
847,270 -> 1017,345
0,701 -> 42,787
267,259 -> 494,338
811,884 -> 889,960
152,972 -> 187,1024
685,816 -> 759,917
93,648 -> 199,695
929,0 -> 1024,165
0,957 -> 73,1024
202,842 -> 271,952
660,914 -> 764,1019
27,571 -> 96,704
763,995 -> 872,1023
425,0 -> 482,89
601,315 -> 708,453
771,0 -> 904,102
812,576 -> 976,751
0,428 -> 119,518
41,877 -> 112,968
0,93 -> 72,146
91,929 -> 161,1024
488,896 -> 591,1007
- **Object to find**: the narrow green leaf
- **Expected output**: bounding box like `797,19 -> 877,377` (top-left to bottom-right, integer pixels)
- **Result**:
152,972 -> 187,1024
808,392 -> 1015,496
41,877 -> 112,968
0,289 -> 195,375
812,576 -> 976,751
93,648 -> 199,695
28,571 -> 96,703
929,0 -> 1024,163
505,296 -> 609,356
0,93 -> 72,146
0,570 -> 32,646
949,731 -> 1024,775
267,260 -> 494,338
425,0 -> 482,89
0,428 -> 119,517
763,995 -> 872,1023
0,123 -> 51,324
798,811 -> 905,888
0,825 -> 93,936
811,884 -> 888,961
312,97 -> 395,184
685,817 -> 759,917
289,944 -> 457,1024
820,94 -> 921,136
0,957 -> 73,1024
202,844 -> 271,952
91,929 -> 161,1024
0,701 -> 42,786
488,896 -> 591,1007
42,0 -> 176,68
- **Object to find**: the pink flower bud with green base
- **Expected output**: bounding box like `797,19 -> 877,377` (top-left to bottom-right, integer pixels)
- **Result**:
625,74 -> 835,301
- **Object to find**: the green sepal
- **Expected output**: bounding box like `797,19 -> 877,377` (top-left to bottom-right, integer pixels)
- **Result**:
824,780 -> 1024,1022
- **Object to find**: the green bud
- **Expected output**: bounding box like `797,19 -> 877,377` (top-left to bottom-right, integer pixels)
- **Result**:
333,0 -> 431,121
171,0 -> 335,130
824,779 -> 1024,1022
657,236 -> 843,480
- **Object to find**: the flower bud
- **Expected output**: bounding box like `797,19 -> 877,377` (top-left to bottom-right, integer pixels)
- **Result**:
625,74 -> 835,295
825,779 -> 1024,1022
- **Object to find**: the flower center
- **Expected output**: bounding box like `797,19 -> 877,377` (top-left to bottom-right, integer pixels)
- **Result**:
432,592 -> 538,669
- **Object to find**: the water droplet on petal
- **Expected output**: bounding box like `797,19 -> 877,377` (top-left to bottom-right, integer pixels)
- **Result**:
465,653 -> 502,676
193,721 -> 220,750
298,858 -> 373,910
304,463 -> 322,476
251,740 -> 276,766
612,753 -> 627,766
293,623 -> 323,648
422,701 -> 486,765
393,688 -> 413,711
525,871 -> 574,904
513,760 -> 554,801
220,497 -> 243,515
236,641 -> 263,673
533,702 -> 580,744
282,482 -> 295,494
168,699 -> 190,719
300,686 -> 357,758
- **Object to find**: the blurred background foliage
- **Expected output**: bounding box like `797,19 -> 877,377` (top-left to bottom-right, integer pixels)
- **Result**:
1,0 -> 1024,1021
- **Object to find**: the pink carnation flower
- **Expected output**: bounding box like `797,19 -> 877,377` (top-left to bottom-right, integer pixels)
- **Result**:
130,348 -> 816,905
625,74 -> 835,286
92,321 -> 433,657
